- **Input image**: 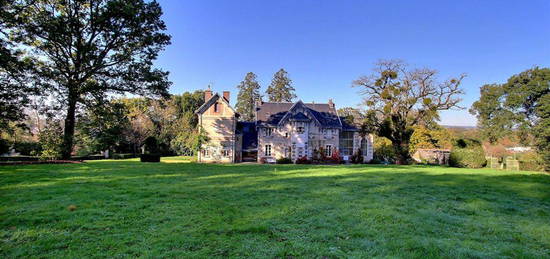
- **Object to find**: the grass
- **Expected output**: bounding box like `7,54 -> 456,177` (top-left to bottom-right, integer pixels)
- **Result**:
1,157 -> 549,258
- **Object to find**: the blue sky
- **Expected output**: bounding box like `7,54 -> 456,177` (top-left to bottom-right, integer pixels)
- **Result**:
155,0 -> 550,126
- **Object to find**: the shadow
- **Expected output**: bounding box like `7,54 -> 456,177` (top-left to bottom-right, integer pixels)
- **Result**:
1,162 -> 549,258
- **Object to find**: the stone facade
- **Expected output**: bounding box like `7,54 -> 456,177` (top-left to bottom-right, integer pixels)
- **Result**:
196,90 -> 374,163
196,90 -> 239,163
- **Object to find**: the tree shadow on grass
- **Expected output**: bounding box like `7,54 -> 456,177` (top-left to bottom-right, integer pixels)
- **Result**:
1,162 -> 549,258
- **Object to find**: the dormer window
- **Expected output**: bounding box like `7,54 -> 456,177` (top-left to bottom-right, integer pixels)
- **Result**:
264,127 -> 272,137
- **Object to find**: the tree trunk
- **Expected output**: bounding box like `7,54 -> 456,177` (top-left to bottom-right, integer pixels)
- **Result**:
393,140 -> 411,165
61,96 -> 77,159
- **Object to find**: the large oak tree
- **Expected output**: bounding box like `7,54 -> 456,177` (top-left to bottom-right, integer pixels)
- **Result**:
7,0 -> 171,158
0,0 -> 36,132
470,67 -> 550,170
354,60 -> 465,164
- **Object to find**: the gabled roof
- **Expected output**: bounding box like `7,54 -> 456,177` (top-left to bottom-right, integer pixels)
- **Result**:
194,93 -> 236,115
256,101 -> 342,128
289,112 -> 310,121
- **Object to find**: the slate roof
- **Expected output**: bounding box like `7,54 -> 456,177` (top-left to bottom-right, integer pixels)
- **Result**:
289,112 -> 310,121
256,101 -> 344,128
340,117 -> 359,131
194,93 -> 236,115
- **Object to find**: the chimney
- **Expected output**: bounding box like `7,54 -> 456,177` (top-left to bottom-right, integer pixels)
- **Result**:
223,91 -> 230,102
328,99 -> 335,109
204,87 -> 212,101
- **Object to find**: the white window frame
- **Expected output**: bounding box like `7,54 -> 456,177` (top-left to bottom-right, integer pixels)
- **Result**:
222,149 -> 231,157
265,145 -> 272,156
297,126 -> 304,134
264,127 -> 273,137
325,145 -> 332,157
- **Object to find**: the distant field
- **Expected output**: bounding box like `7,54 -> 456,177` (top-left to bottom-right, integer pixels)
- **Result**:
1,158 -> 549,258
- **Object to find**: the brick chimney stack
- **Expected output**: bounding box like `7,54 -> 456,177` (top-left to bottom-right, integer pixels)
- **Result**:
204,87 -> 212,101
328,99 -> 334,109
223,91 -> 230,102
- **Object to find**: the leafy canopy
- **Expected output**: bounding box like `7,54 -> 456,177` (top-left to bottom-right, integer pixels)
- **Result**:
354,60 -> 465,164
236,72 -> 262,121
6,0 -> 171,158
266,68 -> 296,102
470,67 -> 550,170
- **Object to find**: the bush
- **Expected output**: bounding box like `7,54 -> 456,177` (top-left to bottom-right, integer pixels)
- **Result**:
295,156 -> 311,164
13,141 -> 42,156
449,147 -> 487,168
374,137 -> 395,163
141,137 -> 160,163
38,123 -> 64,160
517,151 -> 545,172
112,153 -> 136,159
140,154 -> 161,162
276,157 -> 292,164
0,139 -> 9,154
351,148 -> 364,164
326,150 -> 341,164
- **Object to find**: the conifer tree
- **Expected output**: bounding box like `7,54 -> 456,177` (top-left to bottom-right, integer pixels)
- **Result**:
235,72 -> 262,121
266,69 -> 296,102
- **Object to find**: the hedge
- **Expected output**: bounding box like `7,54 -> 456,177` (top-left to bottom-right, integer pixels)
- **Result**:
449,147 -> 487,168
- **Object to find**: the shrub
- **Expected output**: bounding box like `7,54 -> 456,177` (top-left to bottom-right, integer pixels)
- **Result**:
449,147 -> 487,168
13,141 -> 42,156
38,123 -> 64,160
112,153 -> 136,159
374,137 -> 395,163
516,151 -> 545,171
140,154 -> 161,162
0,139 -> 9,154
351,148 -> 364,164
295,156 -> 311,164
141,136 -> 160,163
276,157 -> 292,164
326,150 -> 341,164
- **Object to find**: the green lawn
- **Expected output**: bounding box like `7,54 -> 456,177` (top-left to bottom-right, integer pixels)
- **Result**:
1,158 -> 549,258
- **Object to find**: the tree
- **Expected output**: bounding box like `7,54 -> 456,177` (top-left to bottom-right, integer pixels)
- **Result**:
470,67 -> 550,170
337,107 -> 365,125
236,72 -> 262,121
469,84 -> 513,143
266,68 -> 296,102
354,60 -> 465,164
409,125 -> 453,154
77,99 -> 129,156
7,0 -> 171,158
0,1 -> 37,132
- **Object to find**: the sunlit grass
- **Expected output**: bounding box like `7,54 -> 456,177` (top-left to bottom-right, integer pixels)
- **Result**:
1,158 -> 549,258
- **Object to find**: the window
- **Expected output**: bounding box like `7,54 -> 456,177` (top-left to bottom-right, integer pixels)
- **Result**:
265,145 -> 272,156
361,138 -> 369,155
203,149 -> 210,158
222,149 -> 230,157
285,132 -> 289,138
297,126 -> 304,133
323,128 -> 333,138
339,131 -> 354,156
325,145 -> 332,157
264,128 -> 272,137
214,102 -> 219,113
